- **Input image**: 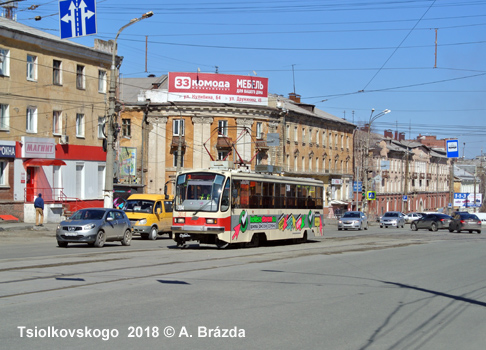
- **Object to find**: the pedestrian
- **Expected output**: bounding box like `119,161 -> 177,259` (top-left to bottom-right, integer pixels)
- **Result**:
34,193 -> 44,226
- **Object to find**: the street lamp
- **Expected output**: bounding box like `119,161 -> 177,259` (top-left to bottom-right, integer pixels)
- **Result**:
104,11 -> 154,208
363,108 -> 390,216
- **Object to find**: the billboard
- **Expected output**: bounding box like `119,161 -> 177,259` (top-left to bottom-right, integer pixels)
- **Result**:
453,193 -> 482,208
168,72 -> 268,106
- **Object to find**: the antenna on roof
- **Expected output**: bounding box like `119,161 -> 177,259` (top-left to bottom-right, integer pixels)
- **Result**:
291,64 -> 296,94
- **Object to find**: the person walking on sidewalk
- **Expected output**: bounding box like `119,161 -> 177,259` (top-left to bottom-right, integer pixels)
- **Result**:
34,193 -> 44,226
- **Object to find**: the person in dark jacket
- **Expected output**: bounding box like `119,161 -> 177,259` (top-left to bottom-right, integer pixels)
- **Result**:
34,193 -> 44,226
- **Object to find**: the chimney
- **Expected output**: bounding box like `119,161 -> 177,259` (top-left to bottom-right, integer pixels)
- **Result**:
394,131 -> 398,140
399,132 -> 405,141
288,92 -> 301,103
384,129 -> 393,138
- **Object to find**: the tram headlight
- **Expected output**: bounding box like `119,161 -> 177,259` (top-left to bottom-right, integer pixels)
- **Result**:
206,218 -> 216,224
174,217 -> 185,224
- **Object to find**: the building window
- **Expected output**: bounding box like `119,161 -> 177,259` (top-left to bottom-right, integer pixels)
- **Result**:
53,111 -> 62,135
218,150 -> 229,161
0,48 -> 10,76
286,154 -> 290,171
316,131 -> 319,145
309,128 -> 313,144
309,156 -> 313,171
53,60 -> 62,85
173,151 -> 184,167
122,119 -> 131,137
76,164 -> 85,199
26,107 -> 37,133
286,124 -> 290,141
98,70 -> 107,93
98,165 -> 105,198
294,155 -> 298,171
256,152 -> 264,165
27,54 -> 37,81
256,122 -> 263,139
98,117 -> 105,138
76,113 -> 85,137
218,120 -> 228,137
302,128 -> 306,143
294,126 -> 298,142
173,119 -> 185,136
302,156 -> 305,171
76,65 -> 85,89
315,157 -> 319,172
0,160 -> 7,185
0,104 -> 9,130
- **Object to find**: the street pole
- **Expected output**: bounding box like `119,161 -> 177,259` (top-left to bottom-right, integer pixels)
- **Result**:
363,108 -> 390,217
104,11 -> 154,208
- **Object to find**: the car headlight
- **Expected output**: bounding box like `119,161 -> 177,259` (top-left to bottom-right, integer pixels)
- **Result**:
338,220 -> 342,224
138,219 -> 147,225
82,223 -> 96,230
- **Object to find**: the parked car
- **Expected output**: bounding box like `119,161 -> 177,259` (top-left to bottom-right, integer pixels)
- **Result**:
449,213 -> 481,234
404,212 -> 425,224
338,211 -> 368,231
56,208 -> 132,247
380,211 -> 405,228
410,213 -> 452,232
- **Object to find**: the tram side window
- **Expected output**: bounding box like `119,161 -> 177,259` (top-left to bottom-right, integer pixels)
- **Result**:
221,180 -> 230,212
315,186 -> 323,208
306,186 -> 316,209
262,181 -> 273,208
297,185 -> 305,208
286,184 -> 297,209
250,181 -> 261,208
233,180 -> 250,209
274,183 -> 283,208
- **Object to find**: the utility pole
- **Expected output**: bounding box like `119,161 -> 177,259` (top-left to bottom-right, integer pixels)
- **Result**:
404,147 -> 409,213
103,12 -> 154,208
448,158 -> 454,215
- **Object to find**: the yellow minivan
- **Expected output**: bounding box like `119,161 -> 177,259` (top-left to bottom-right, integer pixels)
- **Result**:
123,194 -> 173,240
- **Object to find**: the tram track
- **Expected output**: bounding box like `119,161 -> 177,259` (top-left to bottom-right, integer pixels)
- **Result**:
0,236 -> 426,300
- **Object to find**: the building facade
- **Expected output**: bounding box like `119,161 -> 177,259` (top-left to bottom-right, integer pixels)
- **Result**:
0,17 -> 114,222
117,74 -> 355,216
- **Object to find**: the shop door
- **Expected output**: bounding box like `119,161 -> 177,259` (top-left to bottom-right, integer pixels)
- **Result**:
26,167 -> 35,202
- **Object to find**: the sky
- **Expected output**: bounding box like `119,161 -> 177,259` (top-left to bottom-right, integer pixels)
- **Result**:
10,0 -> 486,158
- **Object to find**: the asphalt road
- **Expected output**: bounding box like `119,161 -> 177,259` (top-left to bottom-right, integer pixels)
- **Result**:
1,224 -> 486,349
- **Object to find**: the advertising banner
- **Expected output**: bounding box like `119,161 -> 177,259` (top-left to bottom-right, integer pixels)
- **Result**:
168,72 -> 268,106
453,193 -> 482,207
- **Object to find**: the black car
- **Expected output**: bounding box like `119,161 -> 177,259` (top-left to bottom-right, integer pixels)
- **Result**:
411,213 -> 452,232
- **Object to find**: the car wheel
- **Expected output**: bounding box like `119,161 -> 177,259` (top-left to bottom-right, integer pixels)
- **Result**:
57,241 -> 68,247
380,225 -> 383,228
149,227 -> 158,240
338,228 -> 342,231
364,223 -> 368,230
431,223 -> 438,232
477,230 -> 481,234
469,230 -> 473,234
121,229 -> 132,246
448,228 -> 453,232
94,230 -> 106,248
358,224 -> 362,230
411,223 -> 418,231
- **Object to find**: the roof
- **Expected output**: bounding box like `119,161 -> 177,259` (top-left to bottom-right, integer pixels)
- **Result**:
120,75 -> 168,103
0,17 -> 112,62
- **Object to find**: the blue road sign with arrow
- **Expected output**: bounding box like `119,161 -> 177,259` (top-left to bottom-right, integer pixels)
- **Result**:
59,0 -> 97,39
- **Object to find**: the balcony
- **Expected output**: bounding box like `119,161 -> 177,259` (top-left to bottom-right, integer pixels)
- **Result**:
420,173 -> 425,179
426,173 -> 432,179
255,139 -> 269,150
216,136 -> 233,150
412,172 -> 418,179
170,136 -> 186,151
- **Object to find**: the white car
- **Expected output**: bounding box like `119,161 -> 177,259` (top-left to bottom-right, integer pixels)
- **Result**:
404,212 -> 424,224
380,211 -> 405,228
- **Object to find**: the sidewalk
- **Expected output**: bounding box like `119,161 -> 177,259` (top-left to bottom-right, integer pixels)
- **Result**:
0,221 -> 58,237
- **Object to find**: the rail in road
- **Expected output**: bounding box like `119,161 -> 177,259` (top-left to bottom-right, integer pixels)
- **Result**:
1,227 -> 483,302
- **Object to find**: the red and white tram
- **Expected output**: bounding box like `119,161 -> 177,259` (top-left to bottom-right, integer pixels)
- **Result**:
172,168 -> 324,248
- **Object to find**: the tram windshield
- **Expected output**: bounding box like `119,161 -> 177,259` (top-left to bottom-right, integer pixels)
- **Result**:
174,172 -> 226,212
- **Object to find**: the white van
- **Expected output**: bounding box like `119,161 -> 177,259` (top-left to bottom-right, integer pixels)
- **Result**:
475,213 -> 486,226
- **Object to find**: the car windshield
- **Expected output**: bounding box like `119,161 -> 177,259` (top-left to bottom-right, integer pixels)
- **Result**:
71,209 -> 105,220
384,212 -> 398,217
343,212 -> 360,218
124,200 -> 155,213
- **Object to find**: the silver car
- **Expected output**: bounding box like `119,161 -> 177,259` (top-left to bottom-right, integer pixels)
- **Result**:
404,212 -> 424,224
380,211 -> 405,228
338,211 -> 368,230
56,208 -> 132,247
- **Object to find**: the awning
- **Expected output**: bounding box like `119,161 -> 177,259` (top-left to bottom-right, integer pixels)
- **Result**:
24,159 -> 67,167
330,200 -> 348,205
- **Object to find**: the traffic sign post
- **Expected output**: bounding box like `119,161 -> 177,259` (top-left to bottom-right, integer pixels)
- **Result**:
59,0 -> 97,39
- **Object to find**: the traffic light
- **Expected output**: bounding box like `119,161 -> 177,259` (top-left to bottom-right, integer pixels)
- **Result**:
361,183 -> 366,199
